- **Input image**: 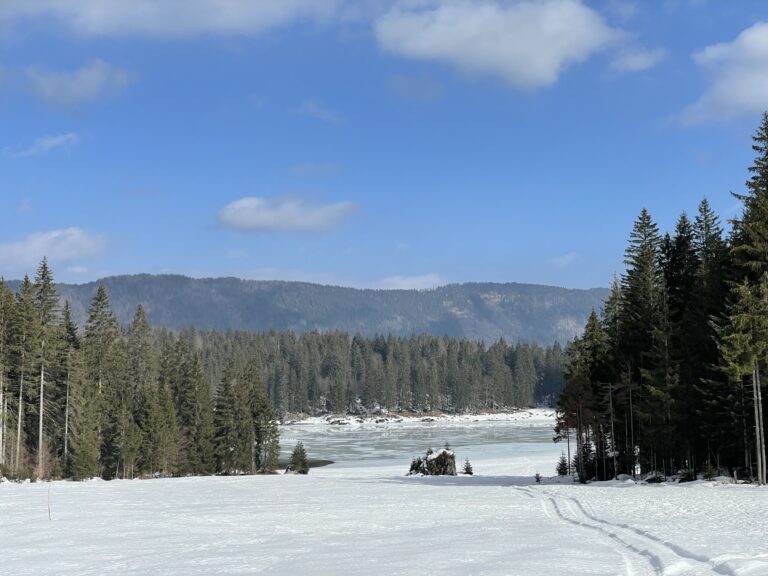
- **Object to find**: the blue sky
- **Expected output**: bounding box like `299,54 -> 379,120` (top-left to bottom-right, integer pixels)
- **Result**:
1,0 -> 767,289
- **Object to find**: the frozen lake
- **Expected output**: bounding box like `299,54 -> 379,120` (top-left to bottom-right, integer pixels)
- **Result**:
279,410 -> 561,474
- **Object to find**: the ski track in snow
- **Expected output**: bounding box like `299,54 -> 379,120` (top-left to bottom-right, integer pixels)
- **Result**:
515,485 -> 740,576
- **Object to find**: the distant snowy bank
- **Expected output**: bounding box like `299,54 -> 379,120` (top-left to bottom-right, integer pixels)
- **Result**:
283,408 -> 556,428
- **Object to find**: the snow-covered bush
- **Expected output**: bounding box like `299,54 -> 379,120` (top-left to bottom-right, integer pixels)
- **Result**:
407,448 -> 457,476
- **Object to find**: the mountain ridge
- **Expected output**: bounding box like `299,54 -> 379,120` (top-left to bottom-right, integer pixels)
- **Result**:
6,274 -> 609,345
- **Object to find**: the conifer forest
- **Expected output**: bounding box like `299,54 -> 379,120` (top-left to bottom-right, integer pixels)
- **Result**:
0,263 -> 564,481
557,113 -> 768,484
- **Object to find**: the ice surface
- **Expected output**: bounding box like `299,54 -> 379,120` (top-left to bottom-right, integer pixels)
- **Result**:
2,410 -> 767,576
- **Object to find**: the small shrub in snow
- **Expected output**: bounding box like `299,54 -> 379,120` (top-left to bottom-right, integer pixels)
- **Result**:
534,472 -> 541,484
556,454 -> 568,476
289,442 -> 309,475
463,459 -> 473,476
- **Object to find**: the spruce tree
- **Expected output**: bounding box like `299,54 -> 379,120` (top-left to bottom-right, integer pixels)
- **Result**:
0,279 -> 15,472
717,280 -> 766,484
249,362 -> 280,473
68,350 -> 100,480
127,305 -> 158,475
290,441 -> 309,474
172,329 -> 215,475
60,302 -> 79,468
80,285 -> 121,478
12,276 -> 40,476
733,112 -> 768,282
33,258 -> 62,477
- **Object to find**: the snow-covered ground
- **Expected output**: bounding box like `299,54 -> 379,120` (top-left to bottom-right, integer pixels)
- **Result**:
2,410 -> 767,576
284,408 -> 556,428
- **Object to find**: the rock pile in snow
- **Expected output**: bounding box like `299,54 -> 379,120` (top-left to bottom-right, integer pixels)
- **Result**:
408,448 -> 457,476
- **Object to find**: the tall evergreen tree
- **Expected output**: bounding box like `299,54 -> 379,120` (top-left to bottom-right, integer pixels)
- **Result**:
0,279 -> 15,471
79,285 -> 121,477
33,258 -> 62,477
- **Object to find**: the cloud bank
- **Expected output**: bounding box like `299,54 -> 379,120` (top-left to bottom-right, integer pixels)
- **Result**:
682,21 -> 768,123
374,0 -> 621,89
219,197 -> 357,232
0,0 -> 343,37
0,227 -> 105,272
27,59 -> 133,106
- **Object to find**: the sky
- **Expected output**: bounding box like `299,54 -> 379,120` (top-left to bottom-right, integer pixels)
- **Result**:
1,0 -> 767,289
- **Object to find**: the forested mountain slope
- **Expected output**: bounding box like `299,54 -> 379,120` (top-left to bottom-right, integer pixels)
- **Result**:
8,275 -> 608,345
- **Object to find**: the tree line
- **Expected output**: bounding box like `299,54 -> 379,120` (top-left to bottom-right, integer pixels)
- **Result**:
0,264 -> 565,481
0,269 -> 279,481
557,112 -> 768,484
197,330 -> 565,416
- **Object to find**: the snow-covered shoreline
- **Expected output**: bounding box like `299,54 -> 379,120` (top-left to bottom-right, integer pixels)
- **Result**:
282,407 -> 556,428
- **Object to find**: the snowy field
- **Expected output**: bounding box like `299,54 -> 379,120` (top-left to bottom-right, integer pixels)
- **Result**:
2,410 -> 768,576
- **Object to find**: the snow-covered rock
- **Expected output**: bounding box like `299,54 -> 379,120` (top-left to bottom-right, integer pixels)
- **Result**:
408,448 -> 457,476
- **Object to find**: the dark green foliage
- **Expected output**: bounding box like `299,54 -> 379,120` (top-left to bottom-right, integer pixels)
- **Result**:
463,458 -> 473,475
557,113 -> 768,483
556,453 -> 568,476
215,361 -> 279,474
2,259 -> 571,481
199,331 -> 561,415
290,441 -> 309,474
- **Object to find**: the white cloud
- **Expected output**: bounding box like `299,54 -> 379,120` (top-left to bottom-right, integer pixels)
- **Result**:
27,60 -> 133,107
218,197 -> 357,232
681,21 -> 768,124
296,99 -> 341,123
0,227 -> 105,272
374,0 -> 621,89
0,0 -> 343,36
377,273 -> 447,290
550,251 -> 581,268
611,46 -> 666,72
66,265 -> 89,274
3,132 -> 79,159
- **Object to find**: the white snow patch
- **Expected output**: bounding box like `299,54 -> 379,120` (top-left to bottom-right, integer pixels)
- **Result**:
2,414 -> 767,576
